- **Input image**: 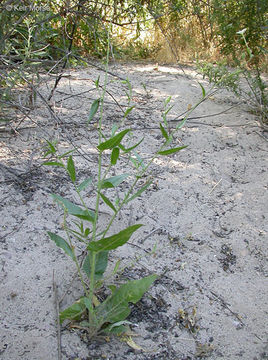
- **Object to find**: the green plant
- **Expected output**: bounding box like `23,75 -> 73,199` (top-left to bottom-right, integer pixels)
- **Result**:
236,29 -> 267,125
43,49 -> 209,339
44,133 -> 158,338
212,0 -> 267,65
197,61 -> 242,94
197,28 -> 267,127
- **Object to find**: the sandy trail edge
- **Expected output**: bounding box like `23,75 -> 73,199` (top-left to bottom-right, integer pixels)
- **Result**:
0,62 -> 267,360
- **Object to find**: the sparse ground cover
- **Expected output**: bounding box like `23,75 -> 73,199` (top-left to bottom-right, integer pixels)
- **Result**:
0,62 -> 267,360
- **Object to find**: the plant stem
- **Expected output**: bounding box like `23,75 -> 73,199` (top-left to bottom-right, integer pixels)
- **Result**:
63,210 -> 89,297
100,89 -> 213,239
88,28 -> 111,320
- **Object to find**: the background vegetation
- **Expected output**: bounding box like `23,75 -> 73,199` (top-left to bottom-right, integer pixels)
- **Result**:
0,0 -> 267,123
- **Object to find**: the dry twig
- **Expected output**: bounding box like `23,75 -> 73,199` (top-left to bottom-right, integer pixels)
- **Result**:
53,270 -> 62,360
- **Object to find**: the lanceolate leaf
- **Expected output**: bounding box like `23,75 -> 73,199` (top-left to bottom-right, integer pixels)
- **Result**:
97,129 -> 130,151
111,147 -> 120,165
43,161 -> 64,167
88,98 -> 100,123
100,193 -> 116,212
78,177 -> 92,192
45,140 -> 56,154
67,155 -> 76,182
111,124 -> 118,136
101,174 -> 130,189
129,156 -> 138,169
126,180 -> 152,203
158,145 -> 188,156
123,106 -> 135,118
87,224 -> 143,252
95,76 -> 100,88
47,231 -> 75,261
51,194 -> 95,222
95,275 -> 157,324
159,123 -> 169,140
164,96 -> 171,106
58,149 -> 75,159
133,151 -> 145,169
119,137 -> 144,153
165,104 -> 174,116
198,82 -> 206,98
176,118 -> 187,130
83,251 -> 108,280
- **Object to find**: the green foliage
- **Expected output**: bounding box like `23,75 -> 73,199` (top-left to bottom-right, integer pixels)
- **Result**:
101,174 -> 130,189
87,224 -> 143,252
158,145 -> 188,155
59,297 -> 87,323
88,99 -> 100,123
97,129 -> 131,151
94,275 -> 157,331
212,0 -> 268,64
0,0 -> 267,71
198,30 -> 268,126
44,136 -> 158,337
83,251 -> 109,281
1,0 -> 267,120
43,61 -> 208,339
48,231 -> 76,261
197,62 -> 242,95
51,193 -> 95,222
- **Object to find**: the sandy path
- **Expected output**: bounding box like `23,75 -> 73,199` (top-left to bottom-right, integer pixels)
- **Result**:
0,63 -> 267,360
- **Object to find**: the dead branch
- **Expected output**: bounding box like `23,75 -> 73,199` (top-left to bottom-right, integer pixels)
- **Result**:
53,271 -> 62,360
